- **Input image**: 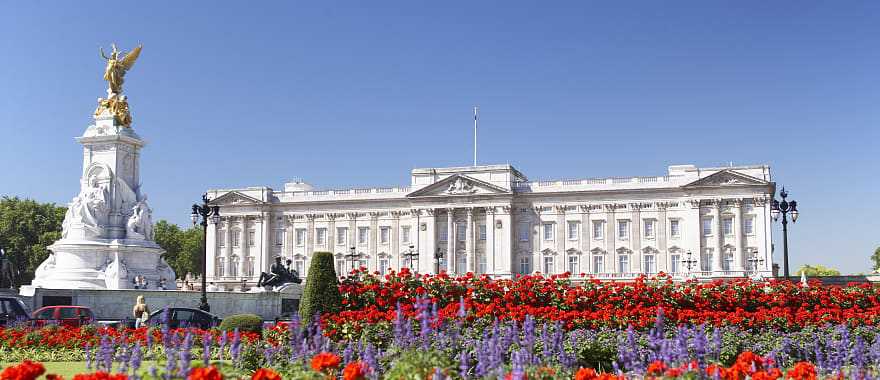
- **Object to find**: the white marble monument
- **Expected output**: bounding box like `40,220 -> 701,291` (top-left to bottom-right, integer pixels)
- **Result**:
28,44 -> 175,290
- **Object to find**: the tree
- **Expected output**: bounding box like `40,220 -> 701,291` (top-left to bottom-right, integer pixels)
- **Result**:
299,251 -> 341,323
153,220 -> 202,279
796,264 -> 841,277
872,246 -> 880,272
0,197 -> 66,286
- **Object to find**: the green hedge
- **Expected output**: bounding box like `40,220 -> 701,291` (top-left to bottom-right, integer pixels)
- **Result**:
298,251 -> 341,324
218,313 -> 263,333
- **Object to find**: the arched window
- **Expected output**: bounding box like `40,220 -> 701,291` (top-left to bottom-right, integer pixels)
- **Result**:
229,256 -> 239,278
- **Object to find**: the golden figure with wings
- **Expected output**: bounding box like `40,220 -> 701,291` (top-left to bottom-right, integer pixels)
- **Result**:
100,44 -> 142,95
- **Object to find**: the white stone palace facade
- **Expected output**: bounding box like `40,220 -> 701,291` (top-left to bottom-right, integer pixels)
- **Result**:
205,164 -> 775,289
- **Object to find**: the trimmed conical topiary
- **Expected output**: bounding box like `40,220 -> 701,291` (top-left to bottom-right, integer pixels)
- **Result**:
299,251 -> 342,324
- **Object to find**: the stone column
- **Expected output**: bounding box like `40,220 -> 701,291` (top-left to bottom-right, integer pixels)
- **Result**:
240,216 -> 249,279
486,207 -> 497,275
657,202 -> 669,272
605,204 -> 616,274
261,213 -> 271,274
206,217 -> 220,280
580,205 -> 591,275
555,206 -> 565,275
369,212 -> 379,271
712,200 -> 723,273
391,211 -> 401,272
630,203 -> 642,274
447,208 -> 456,274
421,209 -> 436,274
754,197 -> 772,272
465,207 -> 474,273
733,199 -> 745,272
348,212 -> 358,252
687,200 -> 702,274
306,214 -> 315,274
498,206 -> 514,276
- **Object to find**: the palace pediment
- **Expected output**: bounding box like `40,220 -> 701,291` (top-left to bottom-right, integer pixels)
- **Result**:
682,170 -> 768,188
406,174 -> 511,198
209,191 -> 264,206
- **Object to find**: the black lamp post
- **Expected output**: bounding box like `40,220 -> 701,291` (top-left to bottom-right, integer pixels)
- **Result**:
402,245 -> 419,272
747,252 -> 765,277
191,194 -> 220,312
434,247 -> 445,274
682,251 -> 698,273
771,187 -> 799,280
344,246 -> 362,274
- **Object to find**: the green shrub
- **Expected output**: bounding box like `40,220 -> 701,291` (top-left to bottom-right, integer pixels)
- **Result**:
218,313 -> 263,333
298,251 -> 341,324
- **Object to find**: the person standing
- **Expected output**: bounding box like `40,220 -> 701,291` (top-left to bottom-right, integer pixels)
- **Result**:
132,295 -> 150,328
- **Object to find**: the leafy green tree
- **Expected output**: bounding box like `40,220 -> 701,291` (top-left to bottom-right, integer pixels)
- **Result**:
0,196 -> 66,286
873,246 -> 880,272
153,220 -> 203,279
299,251 -> 341,323
796,264 -> 841,277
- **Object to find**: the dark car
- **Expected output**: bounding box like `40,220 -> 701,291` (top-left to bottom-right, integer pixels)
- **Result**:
147,307 -> 220,329
0,297 -> 29,327
32,305 -> 95,328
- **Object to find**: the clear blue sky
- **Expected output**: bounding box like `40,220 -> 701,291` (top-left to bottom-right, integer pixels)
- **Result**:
1,2 -> 877,274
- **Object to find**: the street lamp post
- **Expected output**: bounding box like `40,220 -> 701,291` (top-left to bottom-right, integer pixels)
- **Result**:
344,246 -> 362,274
434,248 -> 445,274
191,194 -> 220,312
681,251 -> 699,280
402,245 -> 419,272
747,253 -> 765,277
771,187 -> 799,280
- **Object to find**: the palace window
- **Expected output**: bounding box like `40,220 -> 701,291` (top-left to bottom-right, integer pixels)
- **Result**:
245,256 -> 255,277
457,254 -> 467,273
722,218 -> 734,236
274,229 -> 284,246
401,226 -> 411,243
568,256 -> 579,274
518,223 -> 530,242
701,249 -> 714,271
295,229 -> 306,246
229,256 -> 239,278
643,220 -> 655,239
670,254 -> 681,273
617,220 -> 629,240
543,223 -> 554,241
723,251 -> 734,271
232,230 -> 241,248
644,255 -> 656,273
592,221 -> 605,240
218,230 -> 226,247
379,259 -> 389,276
618,255 -> 629,273
478,254 -> 487,274
519,256 -> 531,274
669,220 -> 680,238
335,259 -> 345,275
567,221 -> 579,241
379,227 -> 390,244
336,227 -> 348,245
439,226 -> 448,242
457,223 -> 467,242
358,227 -> 369,245
702,218 -> 713,236
744,217 -> 754,235
592,256 -> 604,273
294,260 -> 305,277
216,257 -> 225,277
315,228 -> 327,246
479,224 -> 487,241
247,230 -> 255,247
543,256 -> 554,274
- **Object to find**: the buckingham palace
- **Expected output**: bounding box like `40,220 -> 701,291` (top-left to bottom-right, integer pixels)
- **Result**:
205,163 -> 775,289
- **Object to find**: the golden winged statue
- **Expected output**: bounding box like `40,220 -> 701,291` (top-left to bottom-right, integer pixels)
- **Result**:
100,43 -> 142,95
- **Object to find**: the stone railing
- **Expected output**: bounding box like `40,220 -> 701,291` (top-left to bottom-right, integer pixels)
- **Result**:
513,175 -> 684,193
277,186 -> 411,201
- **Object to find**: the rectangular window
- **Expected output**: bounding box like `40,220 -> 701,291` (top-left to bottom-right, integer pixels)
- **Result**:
478,254 -> 487,274
232,230 -> 241,247
229,257 -> 239,278
568,256 -> 579,274
247,230 -> 255,247
670,254 -> 681,273
643,220 -> 655,238
336,227 -> 347,245
592,221 -> 605,240
722,218 -> 734,236
723,252 -> 734,271
618,255 -> 629,273
479,224 -> 487,241
439,226 -> 448,242
316,228 -> 327,246
567,221 -> 579,240
379,259 -> 389,276
518,223 -> 530,242
701,251 -> 713,271
592,256 -> 604,273
218,230 -> 226,247
216,257 -> 225,277
401,226 -> 411,243
644,255 -> 655,273
336,260 -> 345,275
295,229 -> 306,246
519,256 -> 531,274
543,223 -> 554,241
457,254 -> 467,273
274,229 -> 284,246
669,219 -> 680,238
744,217 -> 754,235
358,227 -> 369,245
457,223 -> 466,242
618,220 -> 629,240
702,218 -> 713,236
543,256 -> 554,274
245,256 -> 255,277
295,260 -> 305,277
380,227 -> 390,244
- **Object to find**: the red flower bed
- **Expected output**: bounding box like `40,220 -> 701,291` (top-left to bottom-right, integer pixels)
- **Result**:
327,268 -> 880,333
0,325 -> 260,350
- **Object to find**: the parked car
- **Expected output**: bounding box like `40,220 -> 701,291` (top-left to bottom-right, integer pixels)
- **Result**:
0,296 -> 30,327
147,308 -> 220,329
31,305 -> 95,327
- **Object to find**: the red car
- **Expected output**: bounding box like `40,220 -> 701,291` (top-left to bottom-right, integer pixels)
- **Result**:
31,306 -> 95,327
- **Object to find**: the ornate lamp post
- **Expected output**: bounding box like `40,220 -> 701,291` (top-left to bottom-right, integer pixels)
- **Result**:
747,252 -> 765,277
771,187 -> 799,280
682,251 -> 698,272
434,248 -> 445,274
344,246 -> 362,274
402,245 -> 419,272
191,194 -> 220,312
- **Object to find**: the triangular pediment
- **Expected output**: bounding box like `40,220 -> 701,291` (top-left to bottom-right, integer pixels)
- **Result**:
209,191 -> 264,206
683,170 -> 768,188
406,174 -> 511,198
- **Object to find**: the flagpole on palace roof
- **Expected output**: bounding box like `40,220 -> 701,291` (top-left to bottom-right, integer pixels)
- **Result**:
473,105 -> 479,167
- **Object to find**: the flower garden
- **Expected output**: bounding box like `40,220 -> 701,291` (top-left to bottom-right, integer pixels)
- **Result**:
4,269 -> 880,379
